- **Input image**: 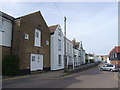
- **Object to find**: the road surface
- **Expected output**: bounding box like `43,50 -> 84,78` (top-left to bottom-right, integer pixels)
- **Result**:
2,64 -> 118,88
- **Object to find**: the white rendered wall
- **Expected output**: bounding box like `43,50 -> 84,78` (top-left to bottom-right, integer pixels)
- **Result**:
51,25 -> 64,70
66,39 -> 74,65
74,49 -> 80,66
0,17 -> 12,47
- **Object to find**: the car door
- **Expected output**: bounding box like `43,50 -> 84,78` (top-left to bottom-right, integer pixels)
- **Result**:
104,65 -> 108,70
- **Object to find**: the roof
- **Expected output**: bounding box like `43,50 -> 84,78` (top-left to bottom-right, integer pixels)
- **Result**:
109,46 -> 120,56
0,11 -> 15,21
66,38 -> 72,43
15,11 -> 41,19
49,24 -> 59,33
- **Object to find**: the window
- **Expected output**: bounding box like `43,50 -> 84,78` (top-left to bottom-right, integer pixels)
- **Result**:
115,53 -> 117,58
46,40 -> 49,45
70,45 -> 72,53
58,39 -> 61,51
58,55 -> 62,66
58,29 -> 61,36
24,34 -> 29,39
36,32 -> 39,37
67,43 -> 69,53
34,29 -> 41,47
32,56 -> 35,62
0,19 -> 3,32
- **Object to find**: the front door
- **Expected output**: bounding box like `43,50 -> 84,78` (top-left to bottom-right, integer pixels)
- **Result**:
30,54 -> 43,71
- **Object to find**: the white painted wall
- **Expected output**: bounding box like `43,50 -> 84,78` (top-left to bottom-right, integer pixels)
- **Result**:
80,50 -> 86,64
0,17 -> 12,47
66,38 -> 74,66
74,48 -> 80,66
94,55 -> 99,62
107,57 -> 111,64
51,25 -> 64,70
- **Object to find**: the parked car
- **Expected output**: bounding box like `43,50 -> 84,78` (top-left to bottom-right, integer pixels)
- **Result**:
99,64 -> 119,72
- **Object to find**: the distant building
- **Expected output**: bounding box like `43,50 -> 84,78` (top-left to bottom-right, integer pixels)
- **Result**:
94,55 -> 109,63
109,46 -> 120,66
86,53 -> 95,63
72,39 -> 86,66
79,41 -> 86,64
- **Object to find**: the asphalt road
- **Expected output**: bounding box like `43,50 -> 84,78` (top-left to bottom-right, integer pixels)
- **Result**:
2,64 -> 118,88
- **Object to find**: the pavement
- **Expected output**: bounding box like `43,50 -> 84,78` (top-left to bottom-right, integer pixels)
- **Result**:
2,62 -> 99,81
2,70 -> 68,81
30,70 -> 69,78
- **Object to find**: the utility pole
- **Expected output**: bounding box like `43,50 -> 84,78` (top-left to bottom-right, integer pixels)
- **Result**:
64,16 -> 67,72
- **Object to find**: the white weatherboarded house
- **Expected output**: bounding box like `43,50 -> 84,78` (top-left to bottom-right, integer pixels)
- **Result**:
79,41 -> 86,64
49,24 -> 64,70
0,11 -> 14,59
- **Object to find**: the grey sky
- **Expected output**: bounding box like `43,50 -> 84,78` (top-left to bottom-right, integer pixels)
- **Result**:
1,2 -> 118,55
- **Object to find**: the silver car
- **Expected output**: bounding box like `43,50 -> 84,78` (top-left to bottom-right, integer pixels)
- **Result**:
99,64 -> 119,72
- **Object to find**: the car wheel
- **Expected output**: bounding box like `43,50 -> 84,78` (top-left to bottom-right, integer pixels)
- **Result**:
110,69 -> 113,72
100,68 -> 103,71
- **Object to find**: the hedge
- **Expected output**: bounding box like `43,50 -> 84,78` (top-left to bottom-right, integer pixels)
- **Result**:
2,54 -> 19,76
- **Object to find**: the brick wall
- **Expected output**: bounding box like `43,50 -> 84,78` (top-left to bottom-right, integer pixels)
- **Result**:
12,11 -> 51,71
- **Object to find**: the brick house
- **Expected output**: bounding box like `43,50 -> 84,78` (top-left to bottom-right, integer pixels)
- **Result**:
12,11 -> 51,73
109,46 -> 120,66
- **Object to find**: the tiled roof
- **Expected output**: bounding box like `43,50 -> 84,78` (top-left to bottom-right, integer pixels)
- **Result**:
49,24 -> 59,33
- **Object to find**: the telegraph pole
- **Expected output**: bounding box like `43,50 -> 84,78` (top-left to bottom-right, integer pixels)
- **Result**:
64,16 -> 67,72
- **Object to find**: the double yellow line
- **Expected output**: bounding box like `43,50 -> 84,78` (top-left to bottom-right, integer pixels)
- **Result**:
2,75 -> 29,81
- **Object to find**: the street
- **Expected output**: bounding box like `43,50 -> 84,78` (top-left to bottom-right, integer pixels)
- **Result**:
2,64 -> 118,88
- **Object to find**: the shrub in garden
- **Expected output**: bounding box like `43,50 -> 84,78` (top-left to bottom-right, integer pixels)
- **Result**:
2,54 -> 19,76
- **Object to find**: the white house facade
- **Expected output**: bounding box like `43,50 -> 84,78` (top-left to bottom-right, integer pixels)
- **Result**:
0,12 -> 14,47
79,41 -> 86,64
49,24 -> 64,70
73,48 -> 80,66
66,38 -> 74,66
0,11 -> 14,59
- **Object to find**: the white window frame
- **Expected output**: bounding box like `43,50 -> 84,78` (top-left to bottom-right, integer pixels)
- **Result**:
58,39 -> 61,51
24,34 -> 29,39
34,29 -> 41,47
58,55 -> 62,66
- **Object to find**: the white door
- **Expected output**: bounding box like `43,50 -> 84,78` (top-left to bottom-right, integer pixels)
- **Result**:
30,54 -> 43,71
37,55 -> 43,70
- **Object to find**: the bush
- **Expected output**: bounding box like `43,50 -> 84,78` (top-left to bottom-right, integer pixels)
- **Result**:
90,59 -> 94,63
2,54 -> 19,76
85,59 -> 88,63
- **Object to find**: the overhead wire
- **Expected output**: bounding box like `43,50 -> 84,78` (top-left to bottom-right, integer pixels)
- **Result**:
53,0 -> 64,19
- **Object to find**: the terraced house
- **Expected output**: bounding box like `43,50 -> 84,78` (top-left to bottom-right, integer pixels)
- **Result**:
49,24 -> 64,70
109,46 -> 120,66
1,11 -> 51,75
1,11 -> 87,75
0,11 -> 14,60
12,11 -> 51,73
